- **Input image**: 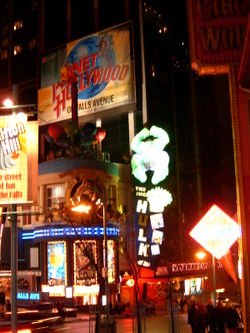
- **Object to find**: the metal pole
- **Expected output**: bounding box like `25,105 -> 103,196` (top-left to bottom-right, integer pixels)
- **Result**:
103,188 -> 109,328
212,255 -> 216,307
11,204 -> 17,333
138,0 -> 148,125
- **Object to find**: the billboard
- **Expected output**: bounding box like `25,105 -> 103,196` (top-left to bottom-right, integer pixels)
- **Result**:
0,114 -> 38,205
186,0 -> 248,72
38,22 -> 136,125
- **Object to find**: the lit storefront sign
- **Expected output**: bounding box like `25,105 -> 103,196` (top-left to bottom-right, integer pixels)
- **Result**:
73,284 -> 99,297
38,22 -> 135,125
131,126 -> 172,268
0,114 -> 38,204
17,292 -> 40,301
41,284 -> 65,297
47,241 -> 67,286
22,226 -> 119,240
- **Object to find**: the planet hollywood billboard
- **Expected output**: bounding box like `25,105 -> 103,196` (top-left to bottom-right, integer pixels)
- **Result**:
38,22 -> 136,125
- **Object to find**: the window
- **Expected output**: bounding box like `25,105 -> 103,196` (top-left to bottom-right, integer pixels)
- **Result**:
1,50 -> 8,60
13,44 -> 22,56
27,38 -> 37,49
46,184 -> 66,210
13,20 -> 23,31
1,37 -> 8,48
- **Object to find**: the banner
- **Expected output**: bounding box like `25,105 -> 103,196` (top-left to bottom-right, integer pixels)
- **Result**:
38,22 -> 136,125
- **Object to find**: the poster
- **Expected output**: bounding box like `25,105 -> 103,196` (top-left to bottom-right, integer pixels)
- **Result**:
74,240 -> 97,286
48,241 -> 66,286
0,114 -> 28,204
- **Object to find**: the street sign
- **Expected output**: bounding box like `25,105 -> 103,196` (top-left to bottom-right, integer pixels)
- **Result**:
189,205 -> 240,259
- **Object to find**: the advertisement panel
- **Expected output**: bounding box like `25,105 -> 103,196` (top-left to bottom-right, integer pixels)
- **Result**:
47,241 -> 67,286
38,22 -> 135,125
0,114 -> 28,204
0,116 -> 38,205
74,240 -> 97,286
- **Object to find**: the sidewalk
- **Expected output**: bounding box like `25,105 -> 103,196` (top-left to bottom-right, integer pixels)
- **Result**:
66,312 -> 192,332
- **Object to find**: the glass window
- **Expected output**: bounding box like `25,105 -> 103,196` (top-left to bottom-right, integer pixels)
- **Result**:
46,183 -> 66,210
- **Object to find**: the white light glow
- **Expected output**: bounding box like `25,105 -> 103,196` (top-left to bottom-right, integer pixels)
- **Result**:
147,187 -> 172,212
189,205 -> 240,259
72,204 -> 91,213
3,98 -> 14,107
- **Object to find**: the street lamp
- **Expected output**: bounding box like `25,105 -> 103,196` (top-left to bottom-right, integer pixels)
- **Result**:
196,251 -> 207,304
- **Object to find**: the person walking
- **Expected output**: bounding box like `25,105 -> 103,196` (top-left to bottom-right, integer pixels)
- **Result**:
0,290 -> 5,318
206,300 -> 217,333
225,304 -> 241,333
215,301 -> 226,333
188,300 -> 200,333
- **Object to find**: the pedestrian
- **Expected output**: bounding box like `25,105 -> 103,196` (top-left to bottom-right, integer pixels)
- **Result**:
215,301 -> 226,333
6,300 -> 11,312
225,304 -> 241,333
0,290 -> 5,318
197,303 -> 208,333
206,300 -> 216,333
188,300 -> 200,333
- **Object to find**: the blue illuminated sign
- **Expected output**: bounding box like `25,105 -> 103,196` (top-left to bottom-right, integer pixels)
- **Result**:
22,226 -> 119,240
17,292 -> 40,301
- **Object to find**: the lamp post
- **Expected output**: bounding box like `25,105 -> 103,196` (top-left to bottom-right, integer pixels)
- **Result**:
102,188 -> 109,323
196,251 -> 207,304
70,181 -> 109,331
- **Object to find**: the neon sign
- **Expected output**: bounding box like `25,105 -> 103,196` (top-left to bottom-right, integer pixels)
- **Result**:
131,126 -> 173,267
22,226 -> 119,240
131,126 -> 170,185
17,292 -> 40,301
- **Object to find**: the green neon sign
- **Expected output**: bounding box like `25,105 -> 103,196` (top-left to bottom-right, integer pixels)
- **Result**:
131,126 -> 170,185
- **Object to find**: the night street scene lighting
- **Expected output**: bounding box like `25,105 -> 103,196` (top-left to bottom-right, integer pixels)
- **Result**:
0,0 -> 249,333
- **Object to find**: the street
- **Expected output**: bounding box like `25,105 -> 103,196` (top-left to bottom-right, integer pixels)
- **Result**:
41,313 -> 192,333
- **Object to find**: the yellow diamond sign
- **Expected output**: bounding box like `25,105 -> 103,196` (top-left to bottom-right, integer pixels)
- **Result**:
189,205 -> 240,259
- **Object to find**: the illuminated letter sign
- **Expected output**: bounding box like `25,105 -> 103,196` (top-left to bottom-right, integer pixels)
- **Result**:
138,243 -> 149,257
136,199 -> 148,213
